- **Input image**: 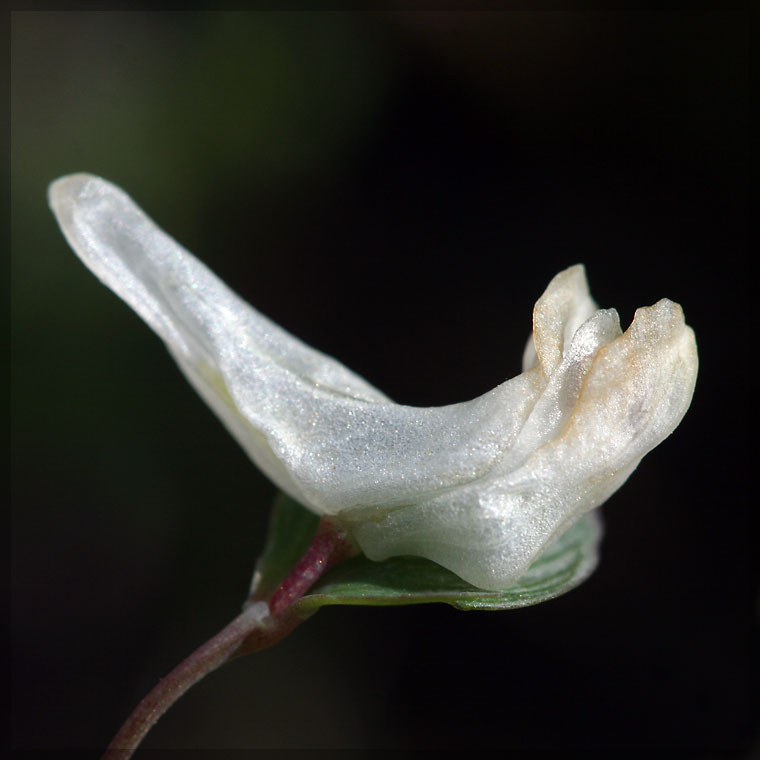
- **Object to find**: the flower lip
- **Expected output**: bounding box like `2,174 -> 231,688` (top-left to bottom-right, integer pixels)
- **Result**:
49,173 -> 698,591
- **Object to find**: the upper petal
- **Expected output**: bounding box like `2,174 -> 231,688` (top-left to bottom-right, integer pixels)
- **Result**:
506,307 -> 622,472
49,173 -> 546,515
48,174 -> 389,403
543,298 -> 698,471
49,173 -> 392,502
523,264 -> 599,375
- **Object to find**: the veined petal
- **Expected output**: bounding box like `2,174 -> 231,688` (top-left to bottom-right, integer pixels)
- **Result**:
226,361 -> 546,515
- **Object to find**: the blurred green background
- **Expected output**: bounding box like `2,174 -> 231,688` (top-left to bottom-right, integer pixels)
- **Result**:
12,11 -> 751,752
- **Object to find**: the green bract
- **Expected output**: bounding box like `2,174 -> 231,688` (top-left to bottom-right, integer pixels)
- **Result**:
254,495 -> 602,612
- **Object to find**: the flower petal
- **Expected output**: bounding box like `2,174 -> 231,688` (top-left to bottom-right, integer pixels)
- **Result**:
47,174 -> 387,400
48,173 -> 547,515
523,264 -> 599,374
546,298 -> 698,470
507,307 -> 622,471
351,300 -> 697,590
48,173 -> 391,502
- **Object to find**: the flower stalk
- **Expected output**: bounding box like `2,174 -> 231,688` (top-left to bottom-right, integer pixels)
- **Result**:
263,517 -> 359,617
102,516 -> 356,759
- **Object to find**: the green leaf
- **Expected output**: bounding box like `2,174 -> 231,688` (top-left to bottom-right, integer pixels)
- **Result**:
259,495 -> 603,612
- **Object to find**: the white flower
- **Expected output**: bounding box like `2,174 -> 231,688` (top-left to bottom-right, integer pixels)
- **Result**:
48,173 -> 698,591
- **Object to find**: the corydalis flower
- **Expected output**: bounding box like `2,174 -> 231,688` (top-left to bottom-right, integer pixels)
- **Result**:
48,174 -> 697,591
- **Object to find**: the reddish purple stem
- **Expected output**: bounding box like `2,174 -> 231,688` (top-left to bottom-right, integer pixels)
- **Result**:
267,517 -> 356,616
102,516 -> 357,759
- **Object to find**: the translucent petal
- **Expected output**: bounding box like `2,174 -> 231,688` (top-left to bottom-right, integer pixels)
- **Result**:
48,174 -> 547,514
47,175 -> 387,401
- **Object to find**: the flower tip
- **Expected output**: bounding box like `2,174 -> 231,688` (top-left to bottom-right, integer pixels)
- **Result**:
48,174 -> 111,243
530,262 -> 598,375
630,298 -> 697,356
47,172 -> 97,210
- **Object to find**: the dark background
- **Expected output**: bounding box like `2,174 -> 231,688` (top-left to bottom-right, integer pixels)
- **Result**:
11,11 -> 752,754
